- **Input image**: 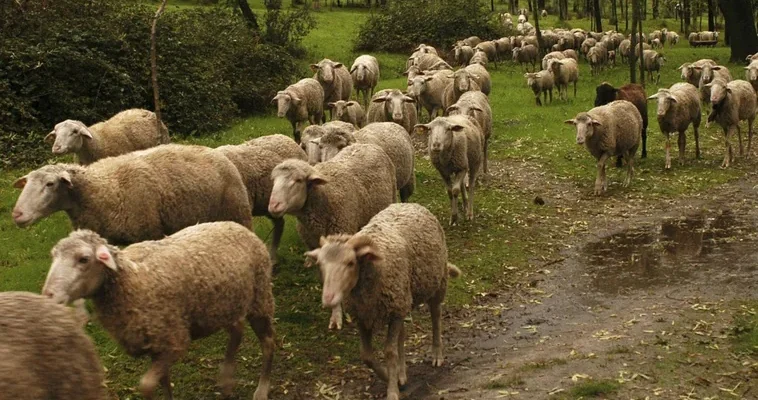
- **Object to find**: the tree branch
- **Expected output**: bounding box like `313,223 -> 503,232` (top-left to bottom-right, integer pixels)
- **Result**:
150,0 -> 168,133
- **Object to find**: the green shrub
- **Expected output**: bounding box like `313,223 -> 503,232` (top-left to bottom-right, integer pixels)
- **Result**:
354,0 -> 503,53
0,0 -> 304,167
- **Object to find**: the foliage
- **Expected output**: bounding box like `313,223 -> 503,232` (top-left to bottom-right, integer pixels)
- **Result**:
354,0 -> 503,53
0,0 -> 301,167
262,0 -> 317,56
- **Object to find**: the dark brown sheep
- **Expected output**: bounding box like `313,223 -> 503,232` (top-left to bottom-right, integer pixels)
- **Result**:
595,82 -> 649,166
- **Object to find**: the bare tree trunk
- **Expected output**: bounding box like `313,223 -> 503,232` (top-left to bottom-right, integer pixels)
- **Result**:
708,0 -> 715,31
593,0 -> 602,31
625,0 -> 629,30
639,0 -> 644,86
630,0 -> 638,83
719,0 -> 758,62
150,0 -> 168,132
684,0 -> 691,33
238,0 -> 259,30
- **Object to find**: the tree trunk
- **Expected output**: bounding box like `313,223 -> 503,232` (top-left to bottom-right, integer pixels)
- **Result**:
639,0 -> 644,86
630,0 -> 638,83
652,0 -> 658,18
708,0 -> 716,31
719,0 -> 758,62
533,3 -> 543,51
624,0 -> 629,30
593,0 -> 602,32
683,0 -> 690,34
238,0 -> 259,30
150,0 -> 168,133
491,0 -> 495,11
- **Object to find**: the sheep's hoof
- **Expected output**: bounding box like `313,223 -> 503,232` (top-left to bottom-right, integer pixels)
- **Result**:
328,319 -> 342,331
386,393 -> 400,400
219,377 -> 236,397
432,355 -> 444,367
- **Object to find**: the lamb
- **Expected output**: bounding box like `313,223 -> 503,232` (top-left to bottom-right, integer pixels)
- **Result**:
0,292 -> 105,400
272,78 -> 324,143
550,58 -> 579,101
647,83 -> 702,169
474,41 -> 498,68
705,79 -> 757,167
607,50 -> 616,66
643,50 -> 666,84
366,89 -> 418,134
667,31 -> 680,46
328,100 -> 366,128
494,37 -> 513,60
564,100 -> 642,195
415,115 -> 484,225
618,39 -> 631,63
469,48 -> 489,67
318,122 -> 415,202
541,50 -> 566,71
581,38 -> 598,58
594,82 -> 650,160
305,203 -> 461,400
678,58 -> 715,86
518,13 -> 527,23
214,134 -> 307,263
269,144 -> 396,329
46,109 -> 170,165
513,44 -> 538,71
525,70 -> 554,106
441,68 -> 482,111
350,55 -> 380,108
745,60 -> 758,92
408,69 -> 453,121
312,59 -> 353,122
454,44 -> 475,66
446,91 -> 492,174
43,222 -> 275,400
12,144 -> 252,244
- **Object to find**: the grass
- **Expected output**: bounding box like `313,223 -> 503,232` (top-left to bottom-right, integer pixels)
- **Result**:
1,4 -> 756,399
732,302 -> 758,355
569,379 -> 620,398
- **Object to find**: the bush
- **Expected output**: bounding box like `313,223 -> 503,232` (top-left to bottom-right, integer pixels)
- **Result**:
0,0 -> 304,167
354,0 -> 502,53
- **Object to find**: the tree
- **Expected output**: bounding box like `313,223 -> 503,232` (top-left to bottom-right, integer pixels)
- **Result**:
238,0 -> 260,30
593,0 -> 602,32
533,1 -> 543,51
719,0 -> 758,62
150,0 -> 168,132
630,0 -> 638,83
707,0 -> 716,31
638,0 -> 644,86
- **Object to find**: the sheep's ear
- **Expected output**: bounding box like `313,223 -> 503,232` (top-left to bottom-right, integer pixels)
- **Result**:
470,106 -> 484,113
310,64 -> 319,72
563,119 -> 577,125
59,171 -> 73,188
307,174 -> 328,186
402,95 -> 415,103
402,70 -> 409,76
372,95 -> 388,103
349,235 -> 381,263
334,63 -> 343,68
271,95 -> 279,104
646,94 -> 658,100
423,76 -> 435,82
413,124 -> 429,134
291,96 -> 302,105
95,245 -> 117,271
591,120 -> 602,127
446,105 -> 458,114
726,87 -> 733,94
327,102 -> 336,108
745,66 -> 751,70
346,101 -> 359,107
303,249 -> 319,268
78,127 -> 94,140
349,65 -> 357,73
44,131 -> 56,143
13,176 -> 27,189
712,66 -> 722,70
677,64 -> 686,70
693,66 -> 703,70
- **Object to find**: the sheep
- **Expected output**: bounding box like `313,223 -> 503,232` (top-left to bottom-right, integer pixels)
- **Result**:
446,91 -> 492,175
562,49 -> 579,62
411,53 -> 453,71
408,69 -> 453,121
414,43 -> 438,55
541,50 -> 566,71
272,78 -> 324,143
678,58 -> 715,86
518,14 -> 527,23
541,9 -> 548,17
312,59 -> 353,123
525,70 -> 554,106
465,63 -> 492,95
43,222 -> 275,400
745,60 -> 758,92
305,203 -> 461,400
214,134 -> 306,263
458,36 -> 482,48
580,38 -> 598,58
319,122 -> 415,202
698,64 -> 733,103
454,44 -> 475,66
564,100 -> 642,195
474,41 -> 499,68
607,50 -> 616,66
642,50 -> 666,84
415,115 -> 483,225
350,55 -> 380,108
550,58 -> 579,101
688,32 -> 698,46
746,53 -> 758,63
0,292 -> 105,400
647,83 -> 702,169
441,68 -> 482,111
587,46 -> 606,75
513,44 -> 538,71
618,39 -> 631,63
594,82 -> 650,161
667,31 -> 680,46
705,79 -> 758,167
651,38 -> 662,49
46,109 -> 170,165
328,100 -> 366,128
495,37 -> 513,60
521,34 -> 539,48
12,144 -> 252,244
634,42 -> 651,57
269,144 -> 396,329
300,121 -> 356,165
366,89 -> 418,134
469,49 -> 489,67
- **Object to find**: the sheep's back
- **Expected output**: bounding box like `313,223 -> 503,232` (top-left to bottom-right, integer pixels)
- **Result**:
355,123 -> 414,189
729,80 -> 757,120
90,109 -> 168,159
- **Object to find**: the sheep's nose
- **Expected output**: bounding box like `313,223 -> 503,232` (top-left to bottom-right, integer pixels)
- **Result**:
11,209 -> 22,220
268,200 -> 284,214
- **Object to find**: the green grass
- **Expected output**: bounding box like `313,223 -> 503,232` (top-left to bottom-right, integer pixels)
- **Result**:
484,375 -> 526,389
569,379 -> 620,398
1,5 -> 755,399
732,302 -> 758,355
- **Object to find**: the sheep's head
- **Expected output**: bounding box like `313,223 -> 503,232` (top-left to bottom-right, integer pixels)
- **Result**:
311,59 -> 343,83
594,82 -> 618,107
512,47 -> 521,60
305,234 -> 380,309
416,117 -> 463,153
46,120 -> 92,155
318,130 -> 355,162
300,126 -> 325,165
707,81 -> 730,105
375,90 -> 414,124
407,75 -> 433,98
564,112 -> 601,145
12,164 -> 77,228
351,63 -> 367,81
269,159 -> 327,217
698,65 -> 717,85
272,91 -> 299,117
453,70 -> 473,92
524,72 -> 539,87
745,64 -> 758,81
648,90 -> 677,117
678,63 -> 694,81
43,230 -> 116,305
446,103 -> 483,119
328,100 -> 357,122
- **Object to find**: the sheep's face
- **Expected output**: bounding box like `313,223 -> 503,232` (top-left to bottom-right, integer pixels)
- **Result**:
512,48 -> 521,61
679,64 -> 694,81
44,231 -> 114,305
47,121 -> 91,155
709,83 -> 728,104
306,235 -> 379,309
12,166 -> 74,228
423,118 -> 463,153
565,114 -> 599,145
525,73 -> 538,87
408,76 -> 431,97
311,59 -> 342,84
746,66 -> 758,82
301,127 -> 324,165
272,92 -> 297,117
651,92 -> 676,117
318,134 -> 351,162
352,64 -> 367,81
699,65 -> 715,85
454,71 -> 471,92
269,161 -> 326,217
329,100 -> 348,121
377,91 -> 414,123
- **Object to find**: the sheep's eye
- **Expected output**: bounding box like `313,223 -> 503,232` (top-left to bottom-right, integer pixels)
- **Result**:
45,182 -> 54,187
78,256 -> 89,264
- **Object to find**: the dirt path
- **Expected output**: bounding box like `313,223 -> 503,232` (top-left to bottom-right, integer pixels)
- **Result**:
336,166 -> 758,400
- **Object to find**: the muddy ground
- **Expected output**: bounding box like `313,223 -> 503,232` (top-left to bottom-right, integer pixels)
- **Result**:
315,165 -> 758,400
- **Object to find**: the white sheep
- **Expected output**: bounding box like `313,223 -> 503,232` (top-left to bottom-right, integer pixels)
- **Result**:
642,50 -> 666,84
407,69 -> 453,121
647,83 -> 702,169
43,222 -> 275,400
446,91 -> 492,174
312,59 -> 353,122
705,79 -> 757,167
305,203 -> 461,400
550,58 -> 579,101
273,78 -> 325,143
525,70 -> 554,106
744,60 -> 758,92
366,89 -> 418,134
350,55 -> 380,108
12,144 -> 252,243
300,121 -> 357,165
46,108 -> 170,165
328,100 -> 365,128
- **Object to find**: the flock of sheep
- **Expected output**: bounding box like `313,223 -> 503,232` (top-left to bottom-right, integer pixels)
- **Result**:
3,8 -> 757,399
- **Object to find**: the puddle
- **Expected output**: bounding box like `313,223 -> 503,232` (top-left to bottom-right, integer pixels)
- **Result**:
582,210 -> 758,294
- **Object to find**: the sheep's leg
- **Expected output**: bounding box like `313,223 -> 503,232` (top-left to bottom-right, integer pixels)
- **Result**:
549,88 -> 553,104
466,169 -> 477,221
219,320 -> 244,396
483,139 -> 489,175
573,81 -> 577,98
397,322 -> 407,386
268,217 -> 284,265
445,175 -> 458,226
737,124 -> 744,157
457,172 -> 468,221
677,129 -> 687,165
747,117 -> 755,157
624,151 -> 635,187
595,154 -> 609,195
535,94 -> 541,106
140,354 -> 175,400
693,124 -> 701,159
430,299 -> 444,367
384,318 -> 403,400
722,127 -> 733,168
358,323 -> 389,381
329,304 -> 343,330
249,315 -> 275,400
664,134 -> 672,169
